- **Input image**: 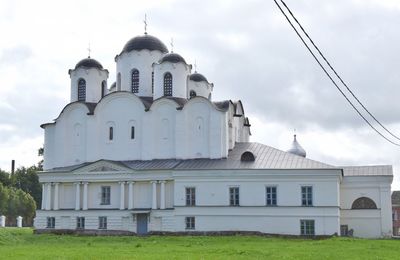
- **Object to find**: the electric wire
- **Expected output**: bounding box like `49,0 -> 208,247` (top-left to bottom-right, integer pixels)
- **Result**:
273,0 -> 400,146
279,0 -> 400,142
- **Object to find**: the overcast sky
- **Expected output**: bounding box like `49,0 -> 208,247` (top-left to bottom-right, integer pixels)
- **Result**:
1,0 -> 399,189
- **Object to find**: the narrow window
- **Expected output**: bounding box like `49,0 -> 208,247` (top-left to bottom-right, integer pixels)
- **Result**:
185,217 -> 195,230
101,81 -> 107,98
163,72 -> 173,96
185,187 -> 196,206
301,186 -> 313,206
300,220 -> 315,236
99,216 -> 107,230
117,73 -> 121,91
78,79 -> 86,101
46,217 -> 55,228
340,225 -> 349,236
131,69 -> 139,93
131,126 -> 135,140
151,71 -> 154,94
266,186 -> 277,206
229,187 -> 240,206
77,217 -> 85,229
190,90 -> 196,98
101,186 -> 111,205
109,127 -> 113,141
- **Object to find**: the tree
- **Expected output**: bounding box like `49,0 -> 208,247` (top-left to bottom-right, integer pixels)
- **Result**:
0,169 -> 11,187
0,183 -> 9,215
12,166 -> 42,209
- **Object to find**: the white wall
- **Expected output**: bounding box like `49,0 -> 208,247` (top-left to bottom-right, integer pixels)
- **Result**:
153,62 -> 190,99
70,68 -> 108,103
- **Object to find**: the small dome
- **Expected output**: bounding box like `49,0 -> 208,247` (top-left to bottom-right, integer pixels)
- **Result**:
122,34 -> 168,54
75,57 -> 103,70
189,73 -> 208,83
287,134 -> 306,157
159,53 -> 186,64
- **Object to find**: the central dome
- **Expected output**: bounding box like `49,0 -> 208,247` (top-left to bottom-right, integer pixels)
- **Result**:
122,34 -> 168,54
75,58 -> 103,70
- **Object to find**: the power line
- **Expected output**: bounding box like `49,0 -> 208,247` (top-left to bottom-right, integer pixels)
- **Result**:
272,0 -> 400,146
279,0 -> 400,142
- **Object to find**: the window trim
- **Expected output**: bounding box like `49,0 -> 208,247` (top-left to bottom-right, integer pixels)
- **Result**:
301,185 -> 313,207
163,72 -> 173,96
77,78 -> 86,101
229,186 -> 240,206
185,216 -> 195,230
300,219 -> 315,236
131,69 -> 139,93
100,186 -> 111,205
76,217 -> 85,230
265,185 -> 278,206
185,187 -> 196,206
99,216 -> 107,230
46,217 -> 55,229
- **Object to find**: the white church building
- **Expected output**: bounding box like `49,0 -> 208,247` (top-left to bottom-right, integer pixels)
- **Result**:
34,31 -> 393,238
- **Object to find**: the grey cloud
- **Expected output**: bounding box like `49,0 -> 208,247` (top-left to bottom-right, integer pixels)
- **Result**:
0,45 -> 33,65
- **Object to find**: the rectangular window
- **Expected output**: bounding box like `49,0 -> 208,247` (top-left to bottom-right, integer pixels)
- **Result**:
185,217 -> 195,230
109,127 -> 113,141
300,220 -> 315,235
266,186 -> 277,206
46,217 -> 55,229
77,217 -> 85,229
99,216 -> 107,230
301,186 -> 313,206
185,187 -> 196,206
101,186 -> 111,205
229,187 -> 240,206
340,225 -> 348,236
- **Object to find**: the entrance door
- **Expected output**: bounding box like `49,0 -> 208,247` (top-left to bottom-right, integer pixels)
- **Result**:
136,214 -> 148,235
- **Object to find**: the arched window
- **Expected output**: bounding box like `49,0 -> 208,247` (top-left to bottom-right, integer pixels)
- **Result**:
77,79 -> 86,101
101,81 -> 107,98
241,151 -> 255,162
131,126 -> 135,139
163,72 -> 173,96
151,71 -> 154,94
190,90 -> 197,98
351,197 -> 377,209
109,127 -> 113,141
131,69 -> 139,93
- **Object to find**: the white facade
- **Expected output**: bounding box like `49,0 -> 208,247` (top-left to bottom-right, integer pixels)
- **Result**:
35,33 -> 393,238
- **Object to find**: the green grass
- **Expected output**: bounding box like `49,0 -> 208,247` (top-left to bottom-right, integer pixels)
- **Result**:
0,228 -> 398,259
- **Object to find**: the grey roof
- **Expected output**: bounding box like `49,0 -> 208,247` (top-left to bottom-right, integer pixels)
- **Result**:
75,57 -> 103,70
159,53 -> 186,64
121,34 -> 168,54
45,142 -> 334,172
392,191 -> 400,205
342,165 -> 393,176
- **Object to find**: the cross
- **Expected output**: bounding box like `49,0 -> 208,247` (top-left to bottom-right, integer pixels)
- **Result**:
170,38 -> 174,53
144,14 -> 148,34
87,42 -> 91,58
194,59 -> 197,72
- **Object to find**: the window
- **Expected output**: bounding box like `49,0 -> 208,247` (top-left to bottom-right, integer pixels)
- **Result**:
151,71 -> 154,94
163,72 -> 173,96
340,225 -> 349,236
301,186 -> 313,206
185,217 -> 195,230
78,79 -> 86,101
99,216 -> 107,229
101,186 -> 111,205
229,187 -> 240,206
131,69 -> 139,93
131,126 -> 135,140
300,220 -> 315,235
189,90 -> 196,98
351,197 -> 377,209
266,186 -> 277,206
77,217 -> 85,229
186,187 -> 196,206
109,127 -> 113,141
46,217 -> 55,229
101,81 -> 107,98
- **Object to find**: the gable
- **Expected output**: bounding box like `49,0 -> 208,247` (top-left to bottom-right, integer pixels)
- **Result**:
72,160 -> 132,174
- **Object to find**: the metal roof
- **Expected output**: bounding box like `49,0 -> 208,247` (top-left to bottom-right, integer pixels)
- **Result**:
342,165 -> 393,176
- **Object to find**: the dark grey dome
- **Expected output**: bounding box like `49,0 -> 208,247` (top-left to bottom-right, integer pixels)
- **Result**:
189,73 -> 208,83
122,34 -> 168,53
160,53 -> 187,64
75,58 -> 103,70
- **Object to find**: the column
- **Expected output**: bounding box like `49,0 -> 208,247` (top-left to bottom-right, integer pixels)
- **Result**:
53,183 -> 59,210
83,182 -> 88,210
119,182 -> 125,210
160,181 -> 166,210
128,181 -> 134,210
151,181 -> 157,210
75,182 -> 80,210
41,183 -> 46,210
45,183 -> 51,210
0,215 -> 5,227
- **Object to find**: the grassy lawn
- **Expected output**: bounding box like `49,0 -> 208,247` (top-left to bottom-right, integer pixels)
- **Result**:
0,228 -> 398,259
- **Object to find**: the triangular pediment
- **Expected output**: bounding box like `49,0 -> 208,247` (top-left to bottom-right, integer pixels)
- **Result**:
73,160 -> 131,174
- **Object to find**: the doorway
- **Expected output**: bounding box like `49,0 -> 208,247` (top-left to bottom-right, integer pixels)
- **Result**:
136,214 -> 148,235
